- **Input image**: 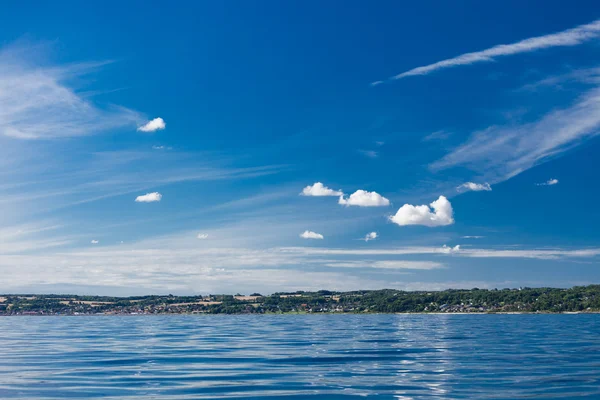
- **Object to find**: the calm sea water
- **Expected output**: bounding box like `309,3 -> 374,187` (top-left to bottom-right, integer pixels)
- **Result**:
0,314 -> 599,399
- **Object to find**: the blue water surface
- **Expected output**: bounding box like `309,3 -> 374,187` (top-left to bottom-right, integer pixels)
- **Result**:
0,314 -> 599,399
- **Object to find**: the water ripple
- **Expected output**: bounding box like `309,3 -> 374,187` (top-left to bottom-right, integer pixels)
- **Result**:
0,314 -> 599,399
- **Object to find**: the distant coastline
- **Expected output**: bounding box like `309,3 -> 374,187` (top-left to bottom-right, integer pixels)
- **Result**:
2,285 -> 600,315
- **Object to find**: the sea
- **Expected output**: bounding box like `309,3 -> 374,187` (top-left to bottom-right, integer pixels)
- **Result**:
0,314 -> 599,399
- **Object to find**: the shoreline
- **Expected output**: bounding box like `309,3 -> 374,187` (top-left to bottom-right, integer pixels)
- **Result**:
3,285 -> 599,315
3,311 -> 599,316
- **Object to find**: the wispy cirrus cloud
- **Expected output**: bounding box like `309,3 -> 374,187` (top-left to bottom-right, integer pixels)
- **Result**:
423,130 -> 452,142
377,19 -> 600,82
358,149 -> 378,158
0,41 -> 144,140
431,86 -> 600,182
280,246 -> 600,260
324,260 -> 443,270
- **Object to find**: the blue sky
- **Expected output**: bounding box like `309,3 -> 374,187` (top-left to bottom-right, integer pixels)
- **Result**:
2,1 -> 600,295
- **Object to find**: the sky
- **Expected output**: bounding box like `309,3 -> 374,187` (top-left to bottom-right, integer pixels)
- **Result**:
2,1 -> 600,295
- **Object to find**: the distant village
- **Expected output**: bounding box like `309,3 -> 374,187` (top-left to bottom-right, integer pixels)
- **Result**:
2,285 -> 600,315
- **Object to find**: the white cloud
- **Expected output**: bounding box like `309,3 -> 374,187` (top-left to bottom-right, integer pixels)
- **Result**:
281,245 -> 600,260
197,233 -> 209,240
0,41 -> 142,139
135,192 -> 162,203
338,190 -> 390,207
137,117 -> 166,133
457,182 -> 492,192
388,19 -> 600,80
325,260 -> 443,270
462,236 -> 484,239
537,178 -> 559,186
423,130 -> 452,141
300,182 -> 343,197
441,244 -> 460,253
359,150 -> 378,158
390,196 -> 454,227
363,232 -> 378,242
2,237 -> 600,295
300,230 -> 324,240
90,240 -> 99,244
430,86 -> 600,182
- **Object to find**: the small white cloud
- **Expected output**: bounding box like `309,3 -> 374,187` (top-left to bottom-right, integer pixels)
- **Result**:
152,145 -> 172,150
300,182 -> 343,197
135,192 -> 162,203
423,130 -> 452,141
137,117 -> 166,132
359,150 -> 378,158
197,233 -> 209,240
370,81 -> 383,87
375,141 -> 385,146
90,240 -> 99,244
441,244 -> 460,253
300,230 -> 324,240
363,232 -> 378,241
339,190 -> 390,207
457,182 -> 492,192
536,178 -> 559,186
390,196 -> 454,227
462,236 -> 484,239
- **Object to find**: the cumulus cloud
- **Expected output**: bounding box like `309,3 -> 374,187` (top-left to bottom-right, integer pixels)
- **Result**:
197,233 -> 209,240
338,190 -> 390,207
135,192 -> 162,203
300,230 -> 324,240
385,19 -> 600,81
537,178 -> 559,186
90,240 -> 99,244
457,182 -> 492,192
441,244 -> 460,253
363,232 -> 378,241
137,117 -> 166,132
300,182 -> 343,197
390,196 -> 454,227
